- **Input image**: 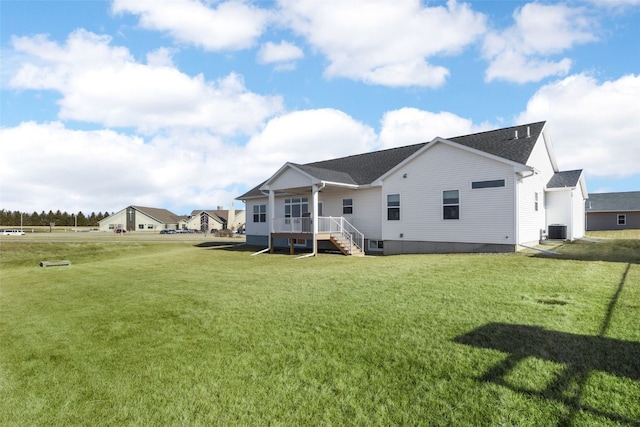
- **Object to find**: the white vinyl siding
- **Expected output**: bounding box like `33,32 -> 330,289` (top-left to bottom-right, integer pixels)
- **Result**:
244,199 -> 270,236
316,187 -> 382,240
517,172 -> 547,244
381,142 -> 516,244
572,185 -> 586,239
268,168 -> 313,191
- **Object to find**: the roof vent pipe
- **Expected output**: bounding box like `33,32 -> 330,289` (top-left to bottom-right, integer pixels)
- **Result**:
527,126 -> 531,138
515,130 -> 518,139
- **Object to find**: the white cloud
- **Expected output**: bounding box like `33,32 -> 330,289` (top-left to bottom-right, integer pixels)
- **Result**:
379,108 -> 491,149
0,109 -> 379,214
483,3 -> 596,83
111,0 -> 270,51
0,121 -> 253,214
9,29 -> 283,134
244,109 -> 378,180
279,0 -> 486,87
257,41 -> 304,69
516,73 -> 640,178
146,47 -> 176,67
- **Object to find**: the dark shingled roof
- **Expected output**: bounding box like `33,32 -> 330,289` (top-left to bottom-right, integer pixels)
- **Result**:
132,206 -> 181,224
547,170 -> 583,188
587,191 -> 640,212
238,122 -> 546,199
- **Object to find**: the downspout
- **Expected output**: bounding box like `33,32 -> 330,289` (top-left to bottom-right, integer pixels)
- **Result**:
569,190 -> 574,241
252,189 -> 274,255
311,182 -> 326,257
514,175 -> 520,249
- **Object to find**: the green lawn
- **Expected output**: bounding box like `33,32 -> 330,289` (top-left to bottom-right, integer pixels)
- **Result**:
1,236 -> 639,426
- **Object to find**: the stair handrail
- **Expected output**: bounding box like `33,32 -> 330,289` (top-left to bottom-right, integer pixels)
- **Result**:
319,216 -> 364,255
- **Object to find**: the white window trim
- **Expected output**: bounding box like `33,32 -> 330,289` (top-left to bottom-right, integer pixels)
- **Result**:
387,194 -> 400,221
617,214 -> 626,225
443,189 -> 460,220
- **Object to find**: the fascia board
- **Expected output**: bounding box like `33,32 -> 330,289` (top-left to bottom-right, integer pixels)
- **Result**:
587,209 -> 640,213
545,186 -> 575,192
579,174 -> 588,199
541,124 -> 560,172
320,180 -> 360,189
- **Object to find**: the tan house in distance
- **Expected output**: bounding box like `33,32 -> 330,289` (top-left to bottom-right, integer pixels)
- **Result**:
99,204 -> 245,233
181,205 -> 246,232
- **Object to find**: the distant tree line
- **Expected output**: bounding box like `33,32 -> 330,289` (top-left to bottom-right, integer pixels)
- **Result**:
0,209 -> 111,227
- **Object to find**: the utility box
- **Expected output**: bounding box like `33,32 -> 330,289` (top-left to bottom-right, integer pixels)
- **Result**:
548,224 -> 567,240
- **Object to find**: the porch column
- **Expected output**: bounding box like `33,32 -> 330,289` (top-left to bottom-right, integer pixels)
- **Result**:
269,188 -> 275,253
268,189 -> 275,234
312,184 -> 320,256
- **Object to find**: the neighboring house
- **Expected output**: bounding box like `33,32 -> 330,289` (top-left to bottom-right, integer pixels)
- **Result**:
99,204 -> 246,233
182,204 -> 246,233
586,191 -> 640,230
237,122 -> 587,256
99,206 -> 182,232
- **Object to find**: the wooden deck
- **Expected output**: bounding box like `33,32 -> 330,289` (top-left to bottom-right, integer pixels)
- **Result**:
269,232 -> 363,256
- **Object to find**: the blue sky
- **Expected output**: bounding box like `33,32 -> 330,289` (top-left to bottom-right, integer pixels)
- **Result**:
1,0 -> 639,215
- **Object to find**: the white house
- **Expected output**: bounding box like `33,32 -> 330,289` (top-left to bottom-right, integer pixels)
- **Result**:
237,122 -> 587,256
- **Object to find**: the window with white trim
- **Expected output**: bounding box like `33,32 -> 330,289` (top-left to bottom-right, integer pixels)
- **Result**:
618,214 -> 626,225
253,204 -> 266,222
285,198 -> 309,218
535,192 -> 539,211
343,198 -> 353,215
443,190 -> 459,220
387,194 -> 400,220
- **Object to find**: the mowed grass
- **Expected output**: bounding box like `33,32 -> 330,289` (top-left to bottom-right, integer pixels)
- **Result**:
1,236 -> 639,426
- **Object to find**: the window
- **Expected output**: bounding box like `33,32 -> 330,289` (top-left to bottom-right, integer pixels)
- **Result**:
618,214 -> 626,225
138,224 -> 144,230
535,192 -> 539,211
443,190 -> 459,220
343,198 -> 353,215
368,240 -> 384,251
387,194 -> 400,220
147,224 -> 154,229
253,204 -> 266,222
472,179 -> 505,189
285,197 -> 308,218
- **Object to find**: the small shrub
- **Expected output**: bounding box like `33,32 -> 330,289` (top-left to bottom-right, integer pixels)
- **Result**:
215,229 -> 234,237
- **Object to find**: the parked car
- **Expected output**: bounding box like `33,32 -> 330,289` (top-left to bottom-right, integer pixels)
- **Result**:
115,229 -> 126,233
0,229 -> 25,235
160,229 -> 176,234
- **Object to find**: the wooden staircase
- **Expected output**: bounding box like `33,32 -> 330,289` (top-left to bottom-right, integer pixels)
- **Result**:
329,233 -> 365,256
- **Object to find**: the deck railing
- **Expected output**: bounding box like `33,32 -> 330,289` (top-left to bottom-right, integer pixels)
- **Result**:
318,216 -> 364,255
272,216 -> 364,254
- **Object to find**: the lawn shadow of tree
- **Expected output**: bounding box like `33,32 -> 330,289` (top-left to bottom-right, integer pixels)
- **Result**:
454,263 -> 639,425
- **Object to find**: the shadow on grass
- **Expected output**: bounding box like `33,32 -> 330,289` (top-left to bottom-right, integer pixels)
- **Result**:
533,239 -> 640,264
454,264 -> 639,425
